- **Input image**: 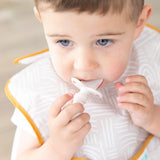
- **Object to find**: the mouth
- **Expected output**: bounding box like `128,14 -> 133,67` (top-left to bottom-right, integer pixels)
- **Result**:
73,78 -> 103,90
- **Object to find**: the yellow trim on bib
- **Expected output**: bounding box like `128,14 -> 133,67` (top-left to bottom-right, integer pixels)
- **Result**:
146,23 -> 160,33
130,134 -> 153,160
5,79 -> 44,146
14,48 -> 49,64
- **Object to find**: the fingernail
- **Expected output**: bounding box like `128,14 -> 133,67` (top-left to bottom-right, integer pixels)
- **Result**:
119,87 -> 125,92
118,103 -> 123,107
117,96 -> 124,103
117,96 -> 121,101
125,78 -> 130,83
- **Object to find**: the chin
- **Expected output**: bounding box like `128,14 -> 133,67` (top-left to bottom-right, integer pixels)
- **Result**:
99,78 -> 117,89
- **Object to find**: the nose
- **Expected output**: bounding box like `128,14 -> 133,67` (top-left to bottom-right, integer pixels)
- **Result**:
73,48 -> 99,71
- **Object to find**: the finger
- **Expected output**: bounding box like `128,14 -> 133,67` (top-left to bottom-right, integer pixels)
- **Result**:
118,102 -> 145,115
117,93 -> 150,108
49,93 -> 73,118
115,82 -> 123,91
125,75 -> 148,85
57,103 -> 84,126
117,82 -> 153,100
75,122 -> 91,141
67,113 -> 90,132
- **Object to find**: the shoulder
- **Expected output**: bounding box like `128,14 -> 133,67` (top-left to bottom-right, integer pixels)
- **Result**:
5,49 -> 75,112
5,50 -> 68,142
6,58 -> 51,109
5,50 -> 62,112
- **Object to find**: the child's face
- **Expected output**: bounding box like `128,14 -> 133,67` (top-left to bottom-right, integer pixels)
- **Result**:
40,10 -> 138,88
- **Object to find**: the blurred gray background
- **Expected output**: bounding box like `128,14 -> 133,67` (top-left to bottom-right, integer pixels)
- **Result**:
0,0 -> 160,160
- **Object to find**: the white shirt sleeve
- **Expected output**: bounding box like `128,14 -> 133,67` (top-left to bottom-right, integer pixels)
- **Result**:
11,109 -> 36,137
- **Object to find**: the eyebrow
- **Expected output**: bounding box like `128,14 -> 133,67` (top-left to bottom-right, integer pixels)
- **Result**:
47,31 -> 125,38
95,32 -> 125,36
47,34 -> 71,38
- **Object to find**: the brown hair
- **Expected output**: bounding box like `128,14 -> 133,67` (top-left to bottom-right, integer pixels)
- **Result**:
35,0 -> 144,22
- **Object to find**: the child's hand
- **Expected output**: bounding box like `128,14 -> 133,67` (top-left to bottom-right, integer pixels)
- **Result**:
115,75 -> 156,132
47,93 -> 91,160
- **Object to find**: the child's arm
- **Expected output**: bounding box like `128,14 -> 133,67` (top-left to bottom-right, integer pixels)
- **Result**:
14,129 -> 56,160
115,75 -> 160,137
15,93 -> 91,160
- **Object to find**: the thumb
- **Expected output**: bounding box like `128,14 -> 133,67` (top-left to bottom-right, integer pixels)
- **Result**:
49,93 -> 73,118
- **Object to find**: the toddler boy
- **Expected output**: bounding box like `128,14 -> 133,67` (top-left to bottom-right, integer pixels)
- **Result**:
6,0 -> 160,160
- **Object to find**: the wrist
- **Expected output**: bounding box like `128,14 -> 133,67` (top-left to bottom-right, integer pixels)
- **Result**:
144,105 -> 160,137
44,138 -> 73,160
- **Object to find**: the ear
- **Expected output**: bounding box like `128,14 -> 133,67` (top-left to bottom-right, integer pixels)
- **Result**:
134,5 -> 152,40
33,6 -> 42,22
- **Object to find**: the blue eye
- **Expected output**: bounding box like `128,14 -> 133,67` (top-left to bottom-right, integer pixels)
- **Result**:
96,39 -> 112,46
58,40 -> 73,47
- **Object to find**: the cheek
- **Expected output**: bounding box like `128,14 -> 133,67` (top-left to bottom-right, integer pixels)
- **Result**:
109,61 -> 127,80
47,40 -> 72,82
103,39 -> 133,82
102,54 -> 130,82
50,52 -> 72,82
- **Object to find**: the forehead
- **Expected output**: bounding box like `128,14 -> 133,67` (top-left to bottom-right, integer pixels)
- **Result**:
40,9 -> 133,35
